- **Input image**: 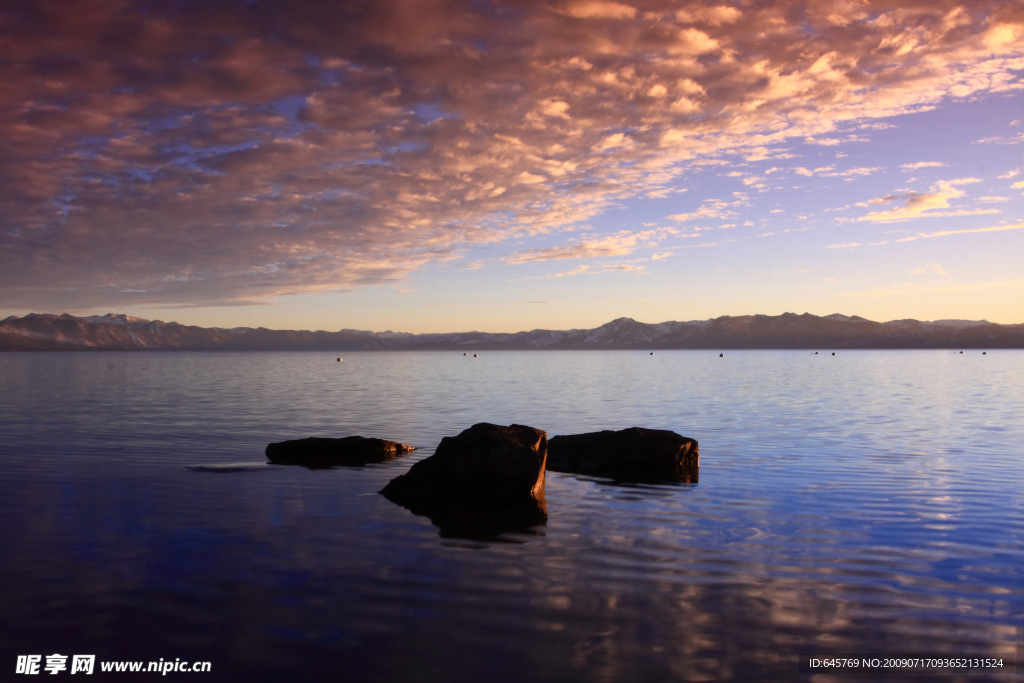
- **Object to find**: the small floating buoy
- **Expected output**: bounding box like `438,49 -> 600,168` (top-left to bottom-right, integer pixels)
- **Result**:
719,353 -> 723,357
463,353 -> 467,356
815,352 -> 818,355
832,352 -> 835,356
473,354 -> 478,358
959,351 -> 963,354
650,352 -> 654,356
983,352 -> 986,355
336,358 -> 342,362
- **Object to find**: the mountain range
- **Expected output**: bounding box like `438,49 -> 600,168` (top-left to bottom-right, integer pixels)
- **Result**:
2,312 -> 1022,351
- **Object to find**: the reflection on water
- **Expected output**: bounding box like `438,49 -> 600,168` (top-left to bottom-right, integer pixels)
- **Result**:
559,462 -> 699,485
382,486 -> 548,541
1,350 -> 1023,681
186,461 -> 275,473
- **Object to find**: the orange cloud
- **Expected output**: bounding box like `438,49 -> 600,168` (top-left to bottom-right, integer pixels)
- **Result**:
855,179 -> 994,222
1,0 -> 1023,309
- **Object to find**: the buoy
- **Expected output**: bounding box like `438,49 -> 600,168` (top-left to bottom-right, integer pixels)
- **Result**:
983,352 -> 986,355
463,353 -> 467,356
815,352 -> 818,355
337,358 -> 341,362
473,354 -> 478,358
650,352 -> 654,355
719,353 -> 723,357
960,351 -> 963,354
832,352 -> 835,356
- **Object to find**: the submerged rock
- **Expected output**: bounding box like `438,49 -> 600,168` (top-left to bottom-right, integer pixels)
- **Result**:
380,423 -> 548,538
547,427 -> 698,483
266,436 -> 415,468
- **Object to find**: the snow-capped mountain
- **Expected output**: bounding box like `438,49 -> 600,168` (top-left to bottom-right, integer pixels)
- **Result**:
1,311 -> 1021,351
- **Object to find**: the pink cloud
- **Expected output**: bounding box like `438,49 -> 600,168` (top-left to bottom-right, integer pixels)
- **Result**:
1,0 -> 1023,309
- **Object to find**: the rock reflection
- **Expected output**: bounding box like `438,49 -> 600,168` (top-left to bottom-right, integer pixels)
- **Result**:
382,488 -> 548,541
555,461 -> 698,486
186,462 -> 274,473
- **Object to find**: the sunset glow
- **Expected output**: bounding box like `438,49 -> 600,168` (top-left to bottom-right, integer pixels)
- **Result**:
2,0 -> 1022,331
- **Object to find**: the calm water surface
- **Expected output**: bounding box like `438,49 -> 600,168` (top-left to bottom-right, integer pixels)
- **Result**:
1,351 -> 1022,681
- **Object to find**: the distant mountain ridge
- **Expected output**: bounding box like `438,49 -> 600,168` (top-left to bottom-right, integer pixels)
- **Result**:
2,312 -> 1022,351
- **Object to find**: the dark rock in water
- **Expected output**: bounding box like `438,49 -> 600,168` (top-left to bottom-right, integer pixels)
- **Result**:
548,427 -> 698,483
381,423 -> 547,505
381,423 -> 548,540
266,436 -> 415,468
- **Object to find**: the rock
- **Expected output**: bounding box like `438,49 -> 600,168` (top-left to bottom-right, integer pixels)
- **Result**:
380,423 -> 548,540
547,427 -> 698,483
381,423 -> 547,505
266,436 -> 415,468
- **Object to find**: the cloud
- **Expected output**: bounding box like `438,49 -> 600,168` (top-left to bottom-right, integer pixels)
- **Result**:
757,226 -> 811,238
793,165 -> 878,178
894,222 -> 1024,243
804,137 -> 840,146
743,147 -> 797,162
560,1 -> 637,20
515,172 -> 547,185
901,161 -> 947,170
537,100 -> 571,119
504,229 -> 673,263
593,133 -> 632,151
149,300 -> 279,309
818,167 -> 881,178
974,133 -> 1024,145
512,262 -> 646,280
676,5 -> 742,26
856,179 -> 993,222
667,198 -> 741,223
2,0 -> 1024,309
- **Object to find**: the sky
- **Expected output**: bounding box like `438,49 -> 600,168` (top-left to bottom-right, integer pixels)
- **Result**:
1,0 -> 1023,333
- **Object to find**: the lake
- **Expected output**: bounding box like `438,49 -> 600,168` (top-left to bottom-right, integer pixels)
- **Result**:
1,350 -> 1021,681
